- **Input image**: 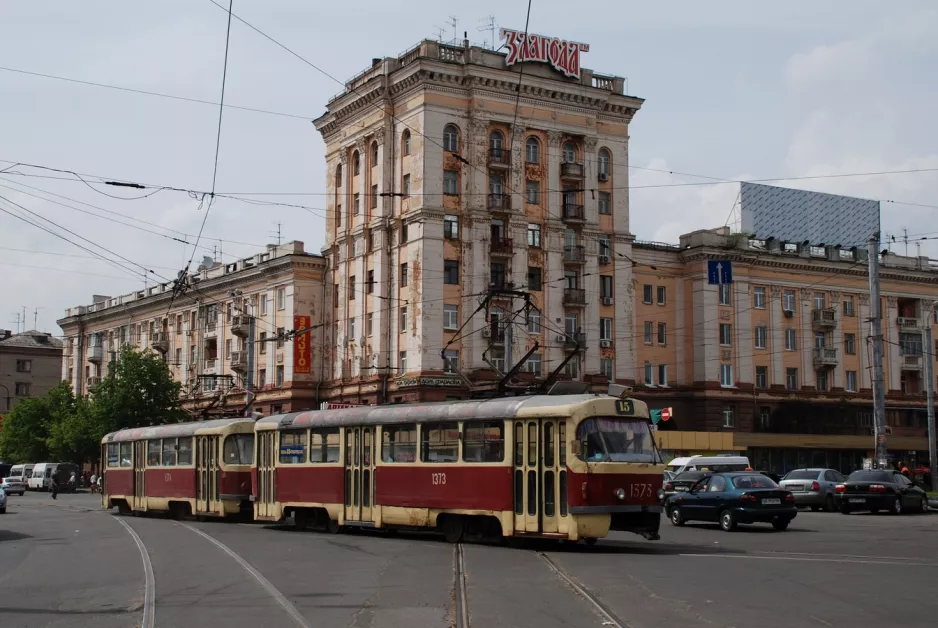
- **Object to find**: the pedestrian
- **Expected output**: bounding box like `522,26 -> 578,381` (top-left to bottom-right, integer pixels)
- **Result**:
90,472 -> 98,494
51,475 -> 58,500
901,464 -> 910,478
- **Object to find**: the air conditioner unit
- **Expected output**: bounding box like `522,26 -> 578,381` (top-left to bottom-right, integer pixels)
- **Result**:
556,334 -> 567,342
598,173 -> 609,182
600,340 -> 612,348
599,255 -> 610,265
481,328 -> 491,338
783,309 -> 794,318
602,297 -> 613,306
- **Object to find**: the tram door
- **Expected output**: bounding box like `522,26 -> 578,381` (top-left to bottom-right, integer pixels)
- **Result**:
133,440 -> 147,511
255,431 -> 278,519
196,435 -> 220,514
513,419 -> 566,534
344,427 -> 375,524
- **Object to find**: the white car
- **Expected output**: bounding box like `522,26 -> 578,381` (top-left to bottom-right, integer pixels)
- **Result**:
0,488 -> 7,514
1,476 -> 26,496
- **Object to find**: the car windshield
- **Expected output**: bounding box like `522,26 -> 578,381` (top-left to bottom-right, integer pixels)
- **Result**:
674,471 -> 708,483
731,474 -> 779,489
784,470 -> 820,480
848,470 -> 893,483
576,418 -> 655,463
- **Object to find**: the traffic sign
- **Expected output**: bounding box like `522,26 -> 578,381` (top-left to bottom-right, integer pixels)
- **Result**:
661,407 -> 672,422
707,260 -> 733,285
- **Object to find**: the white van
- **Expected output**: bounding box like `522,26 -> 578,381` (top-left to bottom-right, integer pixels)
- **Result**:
667,455 -> 751,475
8,464 -> 34,487
29,463 -> 79,491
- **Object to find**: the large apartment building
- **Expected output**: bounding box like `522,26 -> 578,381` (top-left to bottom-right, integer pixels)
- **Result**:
57,242 -> 327,417
0,329 -> 63,414
315,35 -> 640,403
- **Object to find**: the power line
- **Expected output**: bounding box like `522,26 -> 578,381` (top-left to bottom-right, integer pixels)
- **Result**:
0,260 -> 144,281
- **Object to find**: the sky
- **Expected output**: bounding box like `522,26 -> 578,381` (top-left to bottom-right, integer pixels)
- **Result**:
1,0 -> 936,335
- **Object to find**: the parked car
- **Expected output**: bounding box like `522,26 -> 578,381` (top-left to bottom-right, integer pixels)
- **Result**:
659,470 -> 711,504
779,468 -> 846,511
834,469 -> 929,515
0,488 -> 6,514
666,472 -> 798,531
665,455 -> 751,475
0,476 -> 26,496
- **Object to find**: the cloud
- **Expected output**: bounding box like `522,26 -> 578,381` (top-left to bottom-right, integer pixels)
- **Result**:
785,39 -> 878,90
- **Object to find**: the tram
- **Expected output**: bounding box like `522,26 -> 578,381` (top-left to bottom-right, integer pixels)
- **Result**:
100,418 -> 255,519
253,393 -> 663,543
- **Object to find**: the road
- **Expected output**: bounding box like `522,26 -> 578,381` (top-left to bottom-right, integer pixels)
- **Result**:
2,491 -> 937,627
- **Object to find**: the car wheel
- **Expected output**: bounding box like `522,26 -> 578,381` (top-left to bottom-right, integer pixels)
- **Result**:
920,496 -> 928,513
0,507 -> 6,514
669,506 -> 685,527
890,497 -> 902,516
719,509 -> 737,532
825,495 -> 835,512
772,519 -> 790,531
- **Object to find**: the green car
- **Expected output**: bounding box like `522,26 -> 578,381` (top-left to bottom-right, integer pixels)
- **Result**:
665,472 -> 798,531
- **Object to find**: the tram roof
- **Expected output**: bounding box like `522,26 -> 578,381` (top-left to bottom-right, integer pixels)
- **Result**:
102,417 -> 255,443
258,394 -> 648,430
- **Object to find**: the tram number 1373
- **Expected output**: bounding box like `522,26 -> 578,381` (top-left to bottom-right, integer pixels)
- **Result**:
431,472 -> 447,486
631,483 -> 653,498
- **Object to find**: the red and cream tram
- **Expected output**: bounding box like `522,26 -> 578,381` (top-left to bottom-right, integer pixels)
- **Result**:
101,418 -> 255,519
253,394 -> 663,542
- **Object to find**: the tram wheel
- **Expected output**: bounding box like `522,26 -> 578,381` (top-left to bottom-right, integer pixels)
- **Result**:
440,515 -> 465,543
294,509 -> 309,531
326,518 -> 341,534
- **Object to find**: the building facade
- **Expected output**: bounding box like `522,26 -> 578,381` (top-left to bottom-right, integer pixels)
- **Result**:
0,329 -> 63,414
315,37 -> 641,403
632,228 -> 938,473
57,242 -> 328,417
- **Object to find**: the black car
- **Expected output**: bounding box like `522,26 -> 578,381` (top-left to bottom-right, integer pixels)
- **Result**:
658,470 -> 711,504
834,469 -> 929,515
665,472 -> 798,531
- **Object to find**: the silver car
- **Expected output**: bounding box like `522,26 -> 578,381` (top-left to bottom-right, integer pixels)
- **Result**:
1,476 -> 26,496
779,468 -> 846,511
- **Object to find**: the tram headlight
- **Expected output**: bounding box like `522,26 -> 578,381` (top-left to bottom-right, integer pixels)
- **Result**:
615,488 -> 626,501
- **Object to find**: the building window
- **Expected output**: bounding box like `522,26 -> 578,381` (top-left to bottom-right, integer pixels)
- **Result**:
657,323 -> 667,345
600,276 -> 613,299
722,405 -> 735,428
258,332 -> 267,354
276,365 -> 284,387
277,287 -> 286,310
758,406 -> 771,430
562,141 -> 576,162
599,358 -> 613,379
753,287 -> 765,309
348,317 -> 356,340
443,124 -> 459,152
527,223 -> 541,248
276,327 -> 285,349
644,362 -> 654,386
786,367 -> 798,391
353,193 -> 360,215
352,151 -> 360,176
402,130 -> 411,155
441,304 -> 459,331
444,259 -> 459,285
756,365 -> 768,389
258,369 -> 266,386
367,270 -> 375,294
899,332 -> 923,356
843,297 -> 855,316
15,382 -> 30,396
643,284 -> 653,304
643,321 -> 653,344
814,292 -> 826,310
491,263 -> 505,288
525,179 -> 540,204
563,358 -> 579,379
812,332 -> 825,349
785,328 -> 797,351
846,370 -> 858,392
402,174 -> 410,197
720,364 -> 733,387
526,353 -> 542,375
527,267 -> 542,291
444,215 -> 459,239
366,313 -> 374,337
599,235 -> 611,257
225,339 -> 232,359
525,136 -> 540,163
400,307 -> 408,332
371,140 -> 379,166
400,263 -> 408,287
443,350 -> 459,374
719,323 -> 732,346
443,170 -> 459,195
598,148 -> 611,177
371,184 -> 379,208
489,130 -> 504,157
348,276 -> 356,300
656,286 -> 666,305
175,348 -> 181,366
653,364 -> 665,386
755,326 -> 767,349
842,333 -> 855,355
400,223 -> 408,243
598,191 -> 611,214
368,231 -> 376,251
816,370 -> 829,392
719,284 -> 731,306
15,359 -> 31,373
600,318 -> 612,341
783,289 -> 795,312
399,351 -> 407,372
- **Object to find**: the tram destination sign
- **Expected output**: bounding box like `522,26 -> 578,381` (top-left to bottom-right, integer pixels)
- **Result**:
395,376 -> 464,388
500,28 -> 589,79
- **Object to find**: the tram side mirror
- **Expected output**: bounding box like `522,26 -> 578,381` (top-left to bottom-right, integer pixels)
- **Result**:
570,441 -> 581,456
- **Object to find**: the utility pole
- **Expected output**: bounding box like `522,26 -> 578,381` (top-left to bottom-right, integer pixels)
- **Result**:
868,234 -> 889,468
925,301 -> 938,492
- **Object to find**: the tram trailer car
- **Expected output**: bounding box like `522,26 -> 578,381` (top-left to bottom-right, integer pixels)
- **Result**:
101,418 -> 255,519
253,394 -> 663,543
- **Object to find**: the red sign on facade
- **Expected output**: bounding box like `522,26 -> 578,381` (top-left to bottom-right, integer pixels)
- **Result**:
293,315 -> 311,374
500,28 -> 590,79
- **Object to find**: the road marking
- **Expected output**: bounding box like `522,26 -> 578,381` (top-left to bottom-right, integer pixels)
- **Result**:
182,523 -> 312,628
680,554 -> 938,567
537,552 -> 629,628
114,517 -> 155,628
454,543 -> 469,628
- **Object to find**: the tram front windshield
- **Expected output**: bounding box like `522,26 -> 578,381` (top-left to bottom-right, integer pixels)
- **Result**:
577,418 -> 655,463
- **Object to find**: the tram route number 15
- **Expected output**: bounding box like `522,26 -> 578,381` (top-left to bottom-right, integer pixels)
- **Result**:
431,473 -> 447,486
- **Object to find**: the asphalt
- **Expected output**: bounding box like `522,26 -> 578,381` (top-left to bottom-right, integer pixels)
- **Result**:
2,491 -> 937,628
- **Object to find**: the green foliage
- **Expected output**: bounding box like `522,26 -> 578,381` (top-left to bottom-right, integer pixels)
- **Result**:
0,346 -> 186,464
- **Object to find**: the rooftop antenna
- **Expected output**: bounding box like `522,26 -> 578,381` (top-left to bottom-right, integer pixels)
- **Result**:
11,312 -> 20,334
447,15 -> 459,44
270,222 -> 282,246
902,227 -> 909,257
33,307 -> 42,332
22,306 -> 26,333
433,24 -> 445,42
478,15 -> 496,49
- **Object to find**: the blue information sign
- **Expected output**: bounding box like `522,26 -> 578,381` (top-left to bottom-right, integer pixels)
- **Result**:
707,260 -> 733,285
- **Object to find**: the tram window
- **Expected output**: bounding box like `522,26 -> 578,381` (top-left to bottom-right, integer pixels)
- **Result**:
310,428 -> 341,463
382,424 -> 417,462
514,470 -> 523,514
527,423 -> 537,466
120,442 -> 132,467
559,423 -> 566,467
107,443 -> 119,468
224,434 -> 255,465
544,471 -> 555,516
162,438 -> 177,466
575,418 -> 654,463
147,440 -> 161,466
279,430 -> 307,464
559,471 -> 568,516
514,422 -> 523,466
463,421 -> 505,462
421,423 -> 459,463
544,423 -> 555,467
177,438 -> 193,465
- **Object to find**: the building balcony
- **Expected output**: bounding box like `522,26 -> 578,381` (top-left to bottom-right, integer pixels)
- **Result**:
205,319 -> 218,334
87,376 -> 101,391
813,346 -> 839,368
481,326 -> 505,344
230,350 -> 248,373
812,308 -> 837,329
204,358 -> 218,372
563,245 -> 586,264
563,288 -> 587,306
488,148 -> 510,168
86,344 -> 104,363
490,238 -> 513,257
897,316 -> 921,330
564,332 -> 586,349
561,204 -> 585,222
488,193 -> 511,212
901,354 -> 923,370
231,315 -> 252,338
560,161 -> 585,179
151,332 -> 169,353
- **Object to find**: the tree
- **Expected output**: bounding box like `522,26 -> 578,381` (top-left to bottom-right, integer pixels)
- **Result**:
0,395 -> 52,463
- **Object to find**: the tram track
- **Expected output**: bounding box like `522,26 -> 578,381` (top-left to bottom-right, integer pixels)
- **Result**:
453,543 -> 470,628
114,516 -> 155,628
536,550 -> 629,628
